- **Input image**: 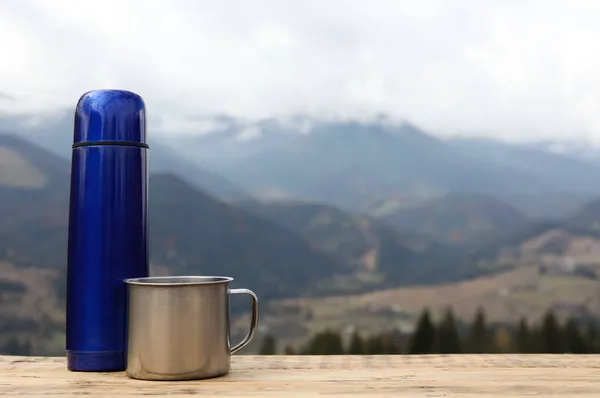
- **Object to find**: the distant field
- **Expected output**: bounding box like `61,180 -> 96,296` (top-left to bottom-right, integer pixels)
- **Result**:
0,148 -> 47,188
233,263 -> 600,352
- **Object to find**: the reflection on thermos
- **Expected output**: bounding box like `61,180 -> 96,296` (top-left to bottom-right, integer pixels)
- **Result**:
66,90 -> 150,371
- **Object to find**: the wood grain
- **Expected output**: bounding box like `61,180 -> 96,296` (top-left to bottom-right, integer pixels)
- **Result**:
1,354 -> 600,397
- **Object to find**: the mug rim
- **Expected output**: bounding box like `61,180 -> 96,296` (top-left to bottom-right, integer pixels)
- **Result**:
123,275 -> 233,286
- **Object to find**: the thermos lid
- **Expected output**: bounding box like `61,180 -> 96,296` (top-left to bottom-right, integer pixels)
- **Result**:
73,89 -> 147,146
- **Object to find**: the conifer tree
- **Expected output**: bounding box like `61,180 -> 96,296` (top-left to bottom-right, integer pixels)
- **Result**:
304,329 -> 344,355
365,335 -> 386,354
584,321 -> 599,354
258,334 -> 277,355
465,307 -> 488,353
408,308 -> 436,354
563,318 -> 587,354
515,317 -> 532,353
347,331 -> 364,355
539,310 -> 563,353
434,307 -> 462,354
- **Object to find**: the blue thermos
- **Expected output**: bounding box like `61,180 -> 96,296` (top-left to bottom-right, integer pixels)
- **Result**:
66,90 -> 149,371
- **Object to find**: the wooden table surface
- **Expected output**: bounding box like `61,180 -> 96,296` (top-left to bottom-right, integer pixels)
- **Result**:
1,354 -> 600,397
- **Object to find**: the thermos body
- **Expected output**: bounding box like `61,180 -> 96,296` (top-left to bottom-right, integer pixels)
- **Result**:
66,90 -> 149,372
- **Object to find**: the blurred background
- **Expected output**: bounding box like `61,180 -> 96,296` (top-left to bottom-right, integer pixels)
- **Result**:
1,0 -> 600,355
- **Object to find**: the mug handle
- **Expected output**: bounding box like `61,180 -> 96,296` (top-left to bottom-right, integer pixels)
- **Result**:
228,288 -> 259,355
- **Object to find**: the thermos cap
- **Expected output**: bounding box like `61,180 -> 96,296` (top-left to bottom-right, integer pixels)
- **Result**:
73,89 -> 147,146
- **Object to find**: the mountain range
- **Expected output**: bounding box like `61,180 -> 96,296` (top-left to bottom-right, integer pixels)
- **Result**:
3,110 -> 248,201
3,112 -> 600,353
163,121 -> 546,208
156,116 -> 600,219
0,135 -> 348,297
9,111 -> 600,218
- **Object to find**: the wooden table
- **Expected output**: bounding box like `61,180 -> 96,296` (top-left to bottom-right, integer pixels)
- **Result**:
1,354 -> 599,397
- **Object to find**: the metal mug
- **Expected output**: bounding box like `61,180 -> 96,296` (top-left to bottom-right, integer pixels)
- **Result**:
123,276 -> 259,381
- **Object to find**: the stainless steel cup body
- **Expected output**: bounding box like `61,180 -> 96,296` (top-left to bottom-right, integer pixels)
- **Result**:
124,276 -> 258,381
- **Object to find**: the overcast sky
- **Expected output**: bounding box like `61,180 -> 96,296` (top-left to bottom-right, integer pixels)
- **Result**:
1,0 -> 600,142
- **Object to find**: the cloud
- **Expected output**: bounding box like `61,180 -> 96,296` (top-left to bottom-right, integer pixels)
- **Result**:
1,0 -> 600,142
